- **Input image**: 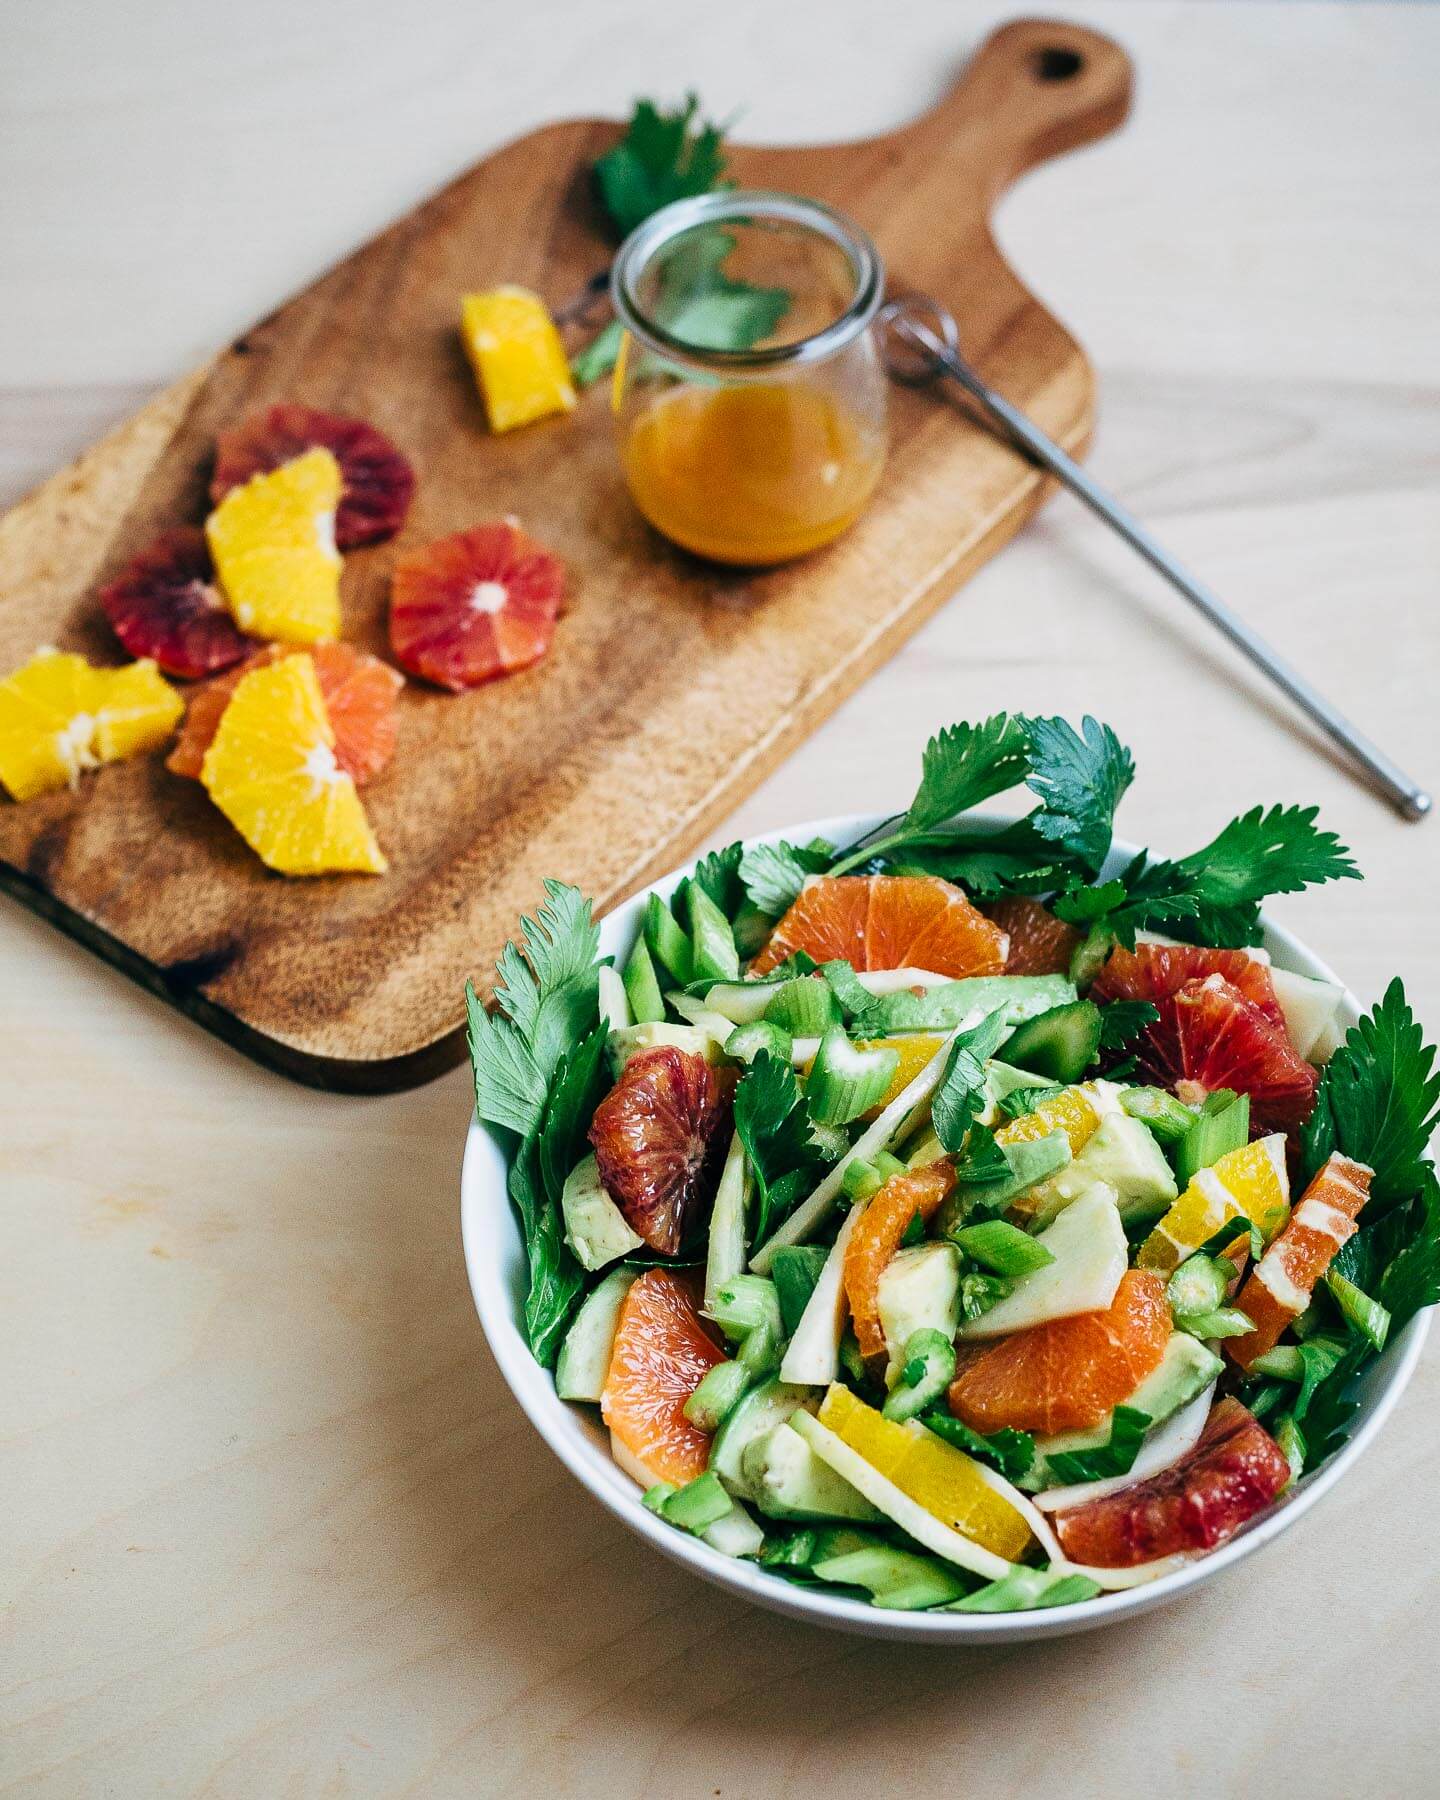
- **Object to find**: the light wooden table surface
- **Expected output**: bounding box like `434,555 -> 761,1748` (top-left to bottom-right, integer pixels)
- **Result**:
4,2 -> 1438,1794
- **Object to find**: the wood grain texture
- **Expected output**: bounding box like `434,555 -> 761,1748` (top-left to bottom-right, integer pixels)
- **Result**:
0,18 -> 1130,1089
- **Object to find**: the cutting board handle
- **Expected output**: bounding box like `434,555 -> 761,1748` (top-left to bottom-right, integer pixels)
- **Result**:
902,18 -> 1133,210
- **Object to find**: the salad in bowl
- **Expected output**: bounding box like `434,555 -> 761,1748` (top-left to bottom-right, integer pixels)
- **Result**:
462,713 -> 1437,1631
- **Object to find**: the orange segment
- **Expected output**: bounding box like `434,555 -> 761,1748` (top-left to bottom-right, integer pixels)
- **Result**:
460,287 -> 576,433
601,1269 -> 725,1486
948,1269 -> 1171,1436
205,446 -> 343,644
994,1084 -> 1106,1156
0,649 -> 180,801
1228,1153 -> 1372,1369
750,874 -> 1008,978
986,896 -> 1081,976
852,1033 -> 949,1118
200,654 -> 386,875
842,1161 -> 956,1361
819,1385 -> 1032,1561
1138,1135 -> 1290,1273
169,643 -> 401,786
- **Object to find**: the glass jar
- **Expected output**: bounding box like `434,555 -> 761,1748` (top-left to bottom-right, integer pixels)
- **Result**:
610,191 -> 887,567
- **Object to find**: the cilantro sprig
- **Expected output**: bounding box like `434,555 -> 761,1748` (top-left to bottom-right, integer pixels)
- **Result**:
733,1050 -> 830,1244
594,95 -> 731,240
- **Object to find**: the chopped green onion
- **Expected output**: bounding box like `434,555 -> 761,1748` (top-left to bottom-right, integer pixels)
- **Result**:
1174,1089 -> 1249,1188
805,1027 -> 900,1125
644,892 -> 692,985
683,1360 -> 751,1432
881,1327 -> 957,1422
1325,1270 -> 1391,1351
953,1219 -> 1057,1279
1120,1085 -> 1198,1144
764,976 -> 840,1037
622,935 -> 666,1024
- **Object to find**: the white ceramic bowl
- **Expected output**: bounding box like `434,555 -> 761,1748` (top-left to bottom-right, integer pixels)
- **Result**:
461,815 -> 1430,1642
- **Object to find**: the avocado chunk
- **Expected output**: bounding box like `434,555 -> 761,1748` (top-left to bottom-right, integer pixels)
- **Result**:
875,1243 -> 961,1386
709,1376 -> 821,1501
1019,1113 -> 1179,1229
1033,1332 -> 1224,1465
608,1020 -> 722,1074
561,1153 -> 644,1272
810,1536 -> 967,1609
742,1420 -> 883,1523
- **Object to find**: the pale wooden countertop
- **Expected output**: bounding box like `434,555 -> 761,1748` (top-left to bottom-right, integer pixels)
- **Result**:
3,2 -> 1438,1794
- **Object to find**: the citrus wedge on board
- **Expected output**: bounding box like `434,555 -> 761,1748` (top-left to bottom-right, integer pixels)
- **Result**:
205,446 -> 343,644
0,649 -> 181,801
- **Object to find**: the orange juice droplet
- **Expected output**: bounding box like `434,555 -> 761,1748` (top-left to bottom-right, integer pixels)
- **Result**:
621,381 -> 885,566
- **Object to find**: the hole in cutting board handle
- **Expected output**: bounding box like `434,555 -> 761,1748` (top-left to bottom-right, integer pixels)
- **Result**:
1031,46 -> 1084,82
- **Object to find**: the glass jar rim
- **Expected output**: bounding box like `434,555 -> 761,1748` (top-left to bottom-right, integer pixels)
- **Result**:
609,189 -> 885,371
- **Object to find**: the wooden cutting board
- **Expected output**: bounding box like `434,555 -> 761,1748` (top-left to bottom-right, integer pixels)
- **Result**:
0,18 -> 1130,1091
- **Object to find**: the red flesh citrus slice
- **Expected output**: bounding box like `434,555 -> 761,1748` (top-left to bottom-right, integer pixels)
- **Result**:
589,1047 -> 729,1256
947,1269 -> 1171,1436
167,643 -> 401,786
986,896 -> 1081,976
388,521 -> 564,691
1052,1397 -> 1291,1566
601,1269 -> 725,1486
1164,975 -> 1319,1135
1228,1152 -> 1372,1369
842,1161 -> 957,1362
211,404 -> 415,549
750,874 -> 1008,978
98,528 -> 258,679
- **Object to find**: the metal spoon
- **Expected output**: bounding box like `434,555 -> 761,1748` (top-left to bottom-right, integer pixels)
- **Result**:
876,295 -> 1431,823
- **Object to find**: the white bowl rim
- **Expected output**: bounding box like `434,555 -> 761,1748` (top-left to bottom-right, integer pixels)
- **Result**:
460,812 -> 1431,1642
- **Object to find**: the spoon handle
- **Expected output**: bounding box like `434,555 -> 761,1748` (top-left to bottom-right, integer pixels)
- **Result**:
926,335 -> 1431,823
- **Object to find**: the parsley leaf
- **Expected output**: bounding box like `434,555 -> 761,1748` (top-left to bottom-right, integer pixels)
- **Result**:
1301,979 -> 1440,1211
1043,1406 -> 1152,1485
505,1136 -> 581,1368
1019,714 -> 1135,874
828,715 -> 1032,876
995,1083 -> 1065,1122
734,1050 -> 830,1244
1296,1341 -> 1370,1469
1378,1169 -> 1440,1331
1097,999 -> 1161,1052
952,1122 -> 1011,1186
932,1010 -> 1011,1151
594,94 -> 730,240
739,838 -> 834,918
919,1411 -> 1035,1483
491,881 -> 602,1099
689,840 -> 746,919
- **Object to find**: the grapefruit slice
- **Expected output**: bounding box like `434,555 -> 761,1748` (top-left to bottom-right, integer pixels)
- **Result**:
168,643 -> 401,786
750,874 -> 1008,978
1228,1153 -> 1372,1369
986,896 -> 1081,977
842,1161 -> 957,1361
601,1269 -> 725,1486
0,649 -> 181,801
947,1269 -> 1171,1436
589,1046 -> 729,1256
205,446 -> 344,644
388,521 -> 564,691
1051,1397 -> 1290,1566
200,654 -> 386,875
211,404 -> 415,549
98,528 -> 258,679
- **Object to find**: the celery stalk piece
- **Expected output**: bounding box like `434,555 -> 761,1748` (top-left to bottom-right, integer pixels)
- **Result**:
750,1028 -> 959,1272
725,1020 -> 794,1066
686,881 -> 740,983
621,935 -> 666,1025
1249,1345 -> 1305,1381
1178,1306 -> 1255,1339
1174,1089 -> 1250,1188
703,979 -> 784,1025
880,1328 -> 957,1422
662,1471 -> 735,1533
764,977 -> 840,1037
1120,1086 -> 1198,1145
805,1028 -> 901,1126
644,891 -> 693,985
1165,1253 -> 1232,1322
1325,1270 -> 1391,1350
707,1273 -> 783,1345
684,1359 -> 752,1432
1274,1414 -> 1306,1486
952,1219 -> 1057,1279
704,1131 -> 750,1313
946,1566 -> 1101,1613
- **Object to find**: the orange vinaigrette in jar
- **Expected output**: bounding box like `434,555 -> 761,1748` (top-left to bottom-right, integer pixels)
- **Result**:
610,192 -> 887,567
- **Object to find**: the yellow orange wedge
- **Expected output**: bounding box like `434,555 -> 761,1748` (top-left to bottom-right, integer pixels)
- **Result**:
200,654 -> 385,875
205,446 -> 343,644
0,649 -> 181,801
819,1384 -> 1032,1561
1137,1135 -> 1290,1274
461,286 -> 576,433
995,1084 -> 1107,1156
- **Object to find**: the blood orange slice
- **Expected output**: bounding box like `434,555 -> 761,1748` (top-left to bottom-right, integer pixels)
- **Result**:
167,643 -> 401,786
986,896 -> 1081,977
98,528 -> 257,679
1052,1397 -> 1291,1566
1164,975 -> 1319,1135
601,1269 -> 725,1487
750,875 -> 1008,978
842,1161 -> 957,1361
1092,941 -> 1284,1027
947,1269 -> 1171,1436
388,521 -> 564,691
211,404 -> 415,549
589,1047 -> 729,1256
1228,1152 -> 1372,1369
